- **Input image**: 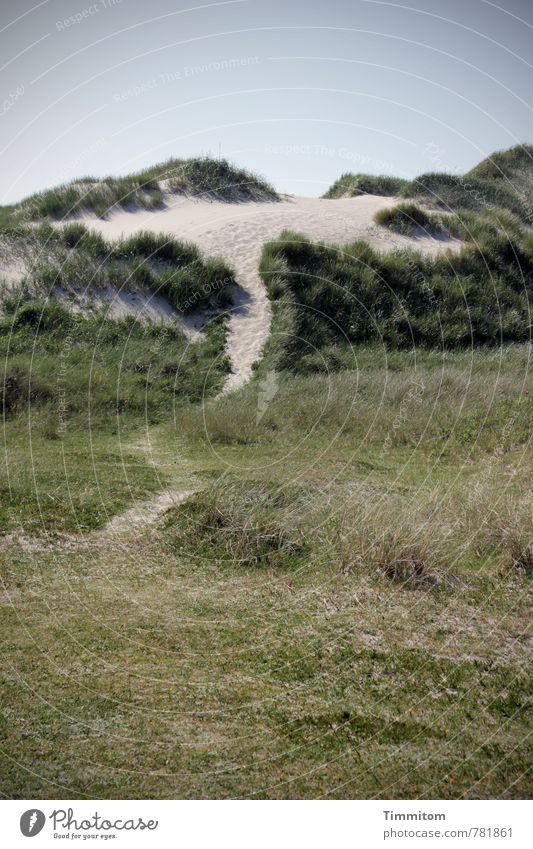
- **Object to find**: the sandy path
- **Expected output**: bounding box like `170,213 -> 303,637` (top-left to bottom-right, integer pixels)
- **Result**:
103,489 -> 194,535
85,194 -> 460,393
91,194 -> 460,535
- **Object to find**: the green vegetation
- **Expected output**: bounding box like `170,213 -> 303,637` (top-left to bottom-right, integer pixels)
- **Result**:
404,170 -> 529,220
324,144 -> 533,223
376,202 -> 528,248
164,480 -> 309,569
0,302 -> 229,533
0,203 -> 22,232
13,156 -> 278,221
323,173 -> 408,199
0,145 -> 531,800
259,216 -> 531,370
0,346 -> 531,797
373,201 -> 447,236
0,222 -> 237,534
467,143 -> 533,206
1,221 -> 236,314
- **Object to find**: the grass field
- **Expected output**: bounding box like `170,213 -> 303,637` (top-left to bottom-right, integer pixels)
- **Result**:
0,343 -> 531,798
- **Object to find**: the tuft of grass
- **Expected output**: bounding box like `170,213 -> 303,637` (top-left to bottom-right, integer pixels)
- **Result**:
163,480 -> 308,569
17,157 -> 278,221
259,223 -> 532,368
323,173 -> 408,199
374,202 -> 448,236
323,145 -> 533,223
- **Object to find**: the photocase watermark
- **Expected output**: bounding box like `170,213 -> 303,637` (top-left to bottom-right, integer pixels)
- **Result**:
113,57 -> 260,102
20,809 -> 46,837
56,0 -> 122,31
19,806 -> 158,838
1,84 -> 24,117
51,807 -> 158,834
256,369 -> 279,424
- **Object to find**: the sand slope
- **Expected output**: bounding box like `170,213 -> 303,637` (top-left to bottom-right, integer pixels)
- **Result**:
84,194 -> 460,393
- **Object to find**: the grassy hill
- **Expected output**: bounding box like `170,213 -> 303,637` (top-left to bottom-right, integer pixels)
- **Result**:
2,221 -> 236,312
324,144 -> 533,223
259,212 -> 532,373
0,220 -> 237,533
10,156 -> 279,221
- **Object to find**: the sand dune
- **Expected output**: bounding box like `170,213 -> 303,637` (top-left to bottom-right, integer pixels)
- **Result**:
83,194 -> 461,393
53,284 -> 206,342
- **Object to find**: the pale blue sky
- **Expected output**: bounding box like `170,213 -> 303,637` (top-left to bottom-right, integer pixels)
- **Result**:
1,0 -> 532,202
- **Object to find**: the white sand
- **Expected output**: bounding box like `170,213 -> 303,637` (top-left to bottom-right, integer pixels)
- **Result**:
83,194 -> 460,393
53,284 -> 205,341
0,251 -> 26,287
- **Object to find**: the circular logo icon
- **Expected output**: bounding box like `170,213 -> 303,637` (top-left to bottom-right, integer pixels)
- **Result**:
20,810 -> 46,837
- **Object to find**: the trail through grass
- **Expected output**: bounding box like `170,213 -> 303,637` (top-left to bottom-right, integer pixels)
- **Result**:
1,347 -> 531,799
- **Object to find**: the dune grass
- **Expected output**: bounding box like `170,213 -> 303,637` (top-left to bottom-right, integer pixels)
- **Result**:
0,146 -> 531,799
324,144 -> 533,224
258,219 -> 532,371
403,171 -> 529,220
0,217 -> 236,534
466,143 -> 533,213
13,156 -> 278,221
373,201 -> 447,236
0,298 -> 229,533
322,173 -> 409,199
1,221 -> 237,315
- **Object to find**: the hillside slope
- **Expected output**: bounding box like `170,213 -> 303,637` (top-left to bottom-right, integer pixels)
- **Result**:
82,193 -> 461,392
16,156 -> 279,221
324,144 -> 533,222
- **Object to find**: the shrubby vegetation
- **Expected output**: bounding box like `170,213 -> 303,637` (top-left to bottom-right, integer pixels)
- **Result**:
14,156 -> 279,220
259,213 -> 532,371
324,144 -> 533,223
2,221 -> 236,314
323,173 -> 408,199
0,300 -> 229,426
373,201 -> 446,236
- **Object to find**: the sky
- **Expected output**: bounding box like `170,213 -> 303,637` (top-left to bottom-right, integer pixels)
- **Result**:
1,0 -> 532,202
